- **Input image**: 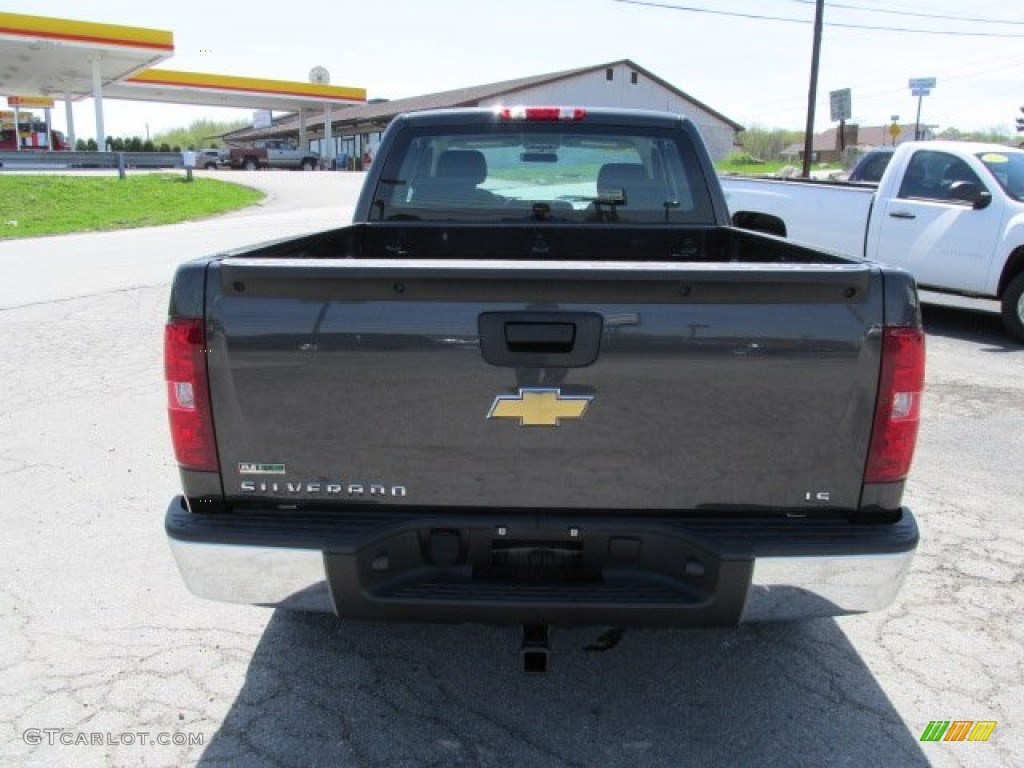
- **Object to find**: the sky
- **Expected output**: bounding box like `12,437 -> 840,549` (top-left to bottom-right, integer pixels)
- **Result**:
5,0 -> 1024,140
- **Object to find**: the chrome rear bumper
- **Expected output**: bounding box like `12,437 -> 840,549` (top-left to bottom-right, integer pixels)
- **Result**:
166,499 -> 917,624
740,552 -> 913,621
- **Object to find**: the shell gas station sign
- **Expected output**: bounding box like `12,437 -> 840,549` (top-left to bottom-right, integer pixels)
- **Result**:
7,96 -> 55,109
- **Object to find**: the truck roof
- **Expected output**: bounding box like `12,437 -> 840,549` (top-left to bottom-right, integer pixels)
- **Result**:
390,106 -> 695,130
895,140 -> 1023,156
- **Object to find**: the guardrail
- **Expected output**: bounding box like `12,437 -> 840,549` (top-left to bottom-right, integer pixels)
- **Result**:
0,151 -> 186,172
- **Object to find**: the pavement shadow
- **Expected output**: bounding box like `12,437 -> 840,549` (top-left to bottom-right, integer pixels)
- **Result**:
921,302 -> 1019,350
196,611 -> 929,767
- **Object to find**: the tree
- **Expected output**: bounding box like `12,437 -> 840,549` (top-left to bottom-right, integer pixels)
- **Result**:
86,138 -> 98,151
142,139 -> 155,152
75,138 -> 87,151
152,117 -> 249,154
736,125 -> 804,162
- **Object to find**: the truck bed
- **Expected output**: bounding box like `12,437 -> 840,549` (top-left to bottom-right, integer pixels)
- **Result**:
195,223 -> 888,514
721,175 -> 876,257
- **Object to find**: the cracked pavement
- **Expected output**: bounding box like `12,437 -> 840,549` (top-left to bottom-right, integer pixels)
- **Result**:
0,170 -> 1020,767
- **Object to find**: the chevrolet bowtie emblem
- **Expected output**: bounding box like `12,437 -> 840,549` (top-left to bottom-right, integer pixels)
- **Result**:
487,388 -> 592,427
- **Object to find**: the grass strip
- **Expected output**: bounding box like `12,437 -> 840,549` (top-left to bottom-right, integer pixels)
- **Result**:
0,174 -> 264,239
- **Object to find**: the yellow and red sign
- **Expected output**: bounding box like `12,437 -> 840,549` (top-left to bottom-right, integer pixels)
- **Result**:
7,96 -> 54,108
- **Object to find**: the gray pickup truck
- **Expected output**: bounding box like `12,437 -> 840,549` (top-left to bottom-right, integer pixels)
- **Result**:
224,139 -> 319,171
164,107 -> 923,670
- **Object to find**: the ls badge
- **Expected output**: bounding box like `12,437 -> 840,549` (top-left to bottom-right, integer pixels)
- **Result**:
487,388 -> 592,427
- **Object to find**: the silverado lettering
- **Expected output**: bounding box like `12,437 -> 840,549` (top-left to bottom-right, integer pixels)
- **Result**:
239,481 -> 407,497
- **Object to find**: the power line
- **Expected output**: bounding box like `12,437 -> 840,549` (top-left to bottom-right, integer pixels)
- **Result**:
613,0 -> 1024,37
782,0 -> 1024,26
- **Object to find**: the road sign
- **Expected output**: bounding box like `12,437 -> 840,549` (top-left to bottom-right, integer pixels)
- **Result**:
911,88 -> 931,97
829,88 -> 852,122
889,123 -> 902,139
909,77 -> 937,89
252,110 -> 272,129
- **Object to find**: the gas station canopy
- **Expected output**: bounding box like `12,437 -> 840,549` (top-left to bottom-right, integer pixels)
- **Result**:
0,11 -> 365,143
0,12 -> 174,100
107,69 -> 365,112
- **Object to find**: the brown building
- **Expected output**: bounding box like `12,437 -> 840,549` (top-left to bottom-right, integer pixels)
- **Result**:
782,124 -> 937,164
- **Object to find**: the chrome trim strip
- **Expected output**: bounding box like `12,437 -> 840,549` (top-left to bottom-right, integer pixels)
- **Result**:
741,551 -> 914,622
167,539 -> 334,613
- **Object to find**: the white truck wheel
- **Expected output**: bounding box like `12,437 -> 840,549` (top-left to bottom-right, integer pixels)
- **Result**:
1001,272 -> 1024,342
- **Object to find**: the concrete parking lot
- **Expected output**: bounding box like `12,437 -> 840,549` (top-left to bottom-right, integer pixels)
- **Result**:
0,170 -> 1020,767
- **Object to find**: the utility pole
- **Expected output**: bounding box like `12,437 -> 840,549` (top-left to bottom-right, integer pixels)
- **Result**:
802,0 -> 825,178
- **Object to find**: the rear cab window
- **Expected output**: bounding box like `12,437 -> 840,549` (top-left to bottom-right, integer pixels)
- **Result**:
369,122 -> 716,225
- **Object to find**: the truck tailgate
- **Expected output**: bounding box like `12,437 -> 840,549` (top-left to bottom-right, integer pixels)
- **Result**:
204,258 -> 883,514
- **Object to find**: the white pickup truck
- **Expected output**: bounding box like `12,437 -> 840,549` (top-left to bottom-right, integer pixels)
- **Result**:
721,141 -> 1024,340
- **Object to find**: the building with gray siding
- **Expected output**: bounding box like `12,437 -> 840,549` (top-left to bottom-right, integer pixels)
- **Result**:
223,60 -> 742,164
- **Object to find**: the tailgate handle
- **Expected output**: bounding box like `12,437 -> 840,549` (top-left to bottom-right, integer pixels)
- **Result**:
505,322 -> 576,353
479,312 -> 603,368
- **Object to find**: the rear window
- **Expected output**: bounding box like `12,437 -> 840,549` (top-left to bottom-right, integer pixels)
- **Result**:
849,150 -> 892,183
369,123 -> 715,224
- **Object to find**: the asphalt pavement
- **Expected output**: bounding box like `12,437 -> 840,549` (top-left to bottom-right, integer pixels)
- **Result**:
0,169 -> 1020,768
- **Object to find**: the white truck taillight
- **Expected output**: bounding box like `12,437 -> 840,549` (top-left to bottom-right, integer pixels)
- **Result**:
164,318 -> 219,472
865,327 -> 925,484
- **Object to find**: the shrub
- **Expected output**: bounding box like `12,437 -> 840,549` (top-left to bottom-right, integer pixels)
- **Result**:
724,151 -> 764,166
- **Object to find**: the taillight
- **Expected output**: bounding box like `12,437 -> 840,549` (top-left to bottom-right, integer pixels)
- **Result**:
498,106 -> 586,121
865,327 -> 925,483
164,318 -> 218,472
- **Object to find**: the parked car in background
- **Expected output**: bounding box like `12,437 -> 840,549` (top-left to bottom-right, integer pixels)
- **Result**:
723,141 -> 1024,340
224,140 -> 319,170
196,149 -> 221,170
